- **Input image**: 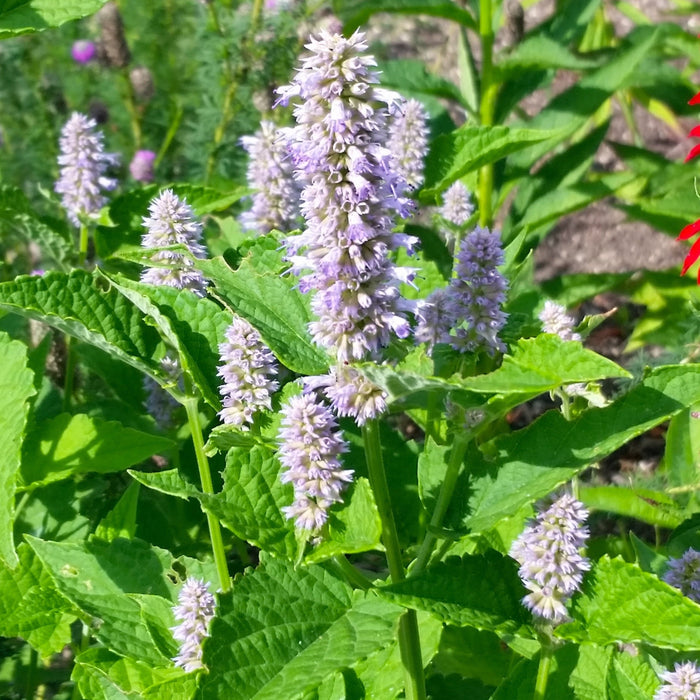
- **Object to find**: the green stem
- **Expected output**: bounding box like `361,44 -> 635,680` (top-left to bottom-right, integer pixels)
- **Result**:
25,646 -> 38,700
362,420 -> 426,700
332,555 -> 373,591
184,396 -> 230,592
411,435 -> 469,576
533,642 -> 554,700
478,0 -> 497,227
63,335 -> 75,412
78,223 -> 89,267
121,68 -> 142,149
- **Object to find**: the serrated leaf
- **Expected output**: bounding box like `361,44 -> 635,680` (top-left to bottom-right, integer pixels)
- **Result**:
129,468 -> 204,501
497,35 -> 600,76
0,270 -> 163,378
0,543 -> 76,656
380,552 -> 529,635
332,0 -> 476,32
72,648 -> 187,700
560,556 -> 700,650
19,413 -> 173,488
95,481 -> 141,542
421,125 -> 557,200
460,335 -> 630,393
201,556 -> 402,699
305,478 -> 382,563
0,333 -> 35,567
464,365 -> 700,533
661,407 -> 700,489
0,0 -> 107,37
26,536 -> 209,665
607,648 -> 660,700
579,485 -> 684,529
195,256 -> 329,375
378,59 -> 466,106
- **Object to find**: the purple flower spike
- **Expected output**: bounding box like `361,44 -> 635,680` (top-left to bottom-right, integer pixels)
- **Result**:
449,226 -> 508,355
129,149 -> 157,183
277,30 -> 417,362
664,549 -> 700,604
217,317 -> 279,429
654,662 -> 700,700
440,181 -> 475,227
55,112 -> 119,226
240,121 -> 301,234
510,494 -> 590,624
539,300 -> 581,341
71,40 -> 96,64
414,287 -> 454,355
277,392 -> 353,530
140,189 -> 208,296
171,578 -> 216,673
387,98 -> 429,190
144,356 -> 181,429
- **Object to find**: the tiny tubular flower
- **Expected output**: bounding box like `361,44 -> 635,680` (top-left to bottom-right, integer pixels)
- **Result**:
654,661 -> 700,700
171,578 -> 217,673
217,317 -> 279,429
240,121 -> 301,234
140,189 -> 208,296
510,494 -> 590,624
663,548 -> 700,604
277,392 -> 353,530
55,112 -> 119,226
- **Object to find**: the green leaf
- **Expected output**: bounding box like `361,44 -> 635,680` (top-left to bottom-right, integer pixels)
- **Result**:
201,555 -> 403,699
0,0 -> 107,38
305,478 -> 382,563
607,648 -> 660,700
104,274 -> 232,408
19,413 -> 173,488
421,125 -> 557,200
0,543 -> 76,656
95,481 -> 141,542
195,256 -> 329,375
72,648 -> 187,700
0,333 -> 35,566
378,59 -> 465,106
579,485 -> 684,529
559,556 -> 700,650
660,407 -> 700,489
497,35 -> 600,76
0,270 -> 163,379
464,365 -> 700,533
26,536 -> 212,665
380,552 -> 529,635
331,0 -> 476,32
630,532 -> 668,577
460,335 -> 630,393
128,468 -> 203,501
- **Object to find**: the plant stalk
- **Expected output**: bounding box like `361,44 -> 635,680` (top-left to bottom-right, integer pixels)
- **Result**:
184,396 -> 230,592
362,419 -> 426,700
533,642 -> 554,700
412,435 -> 469,576
478,0 -> 497,227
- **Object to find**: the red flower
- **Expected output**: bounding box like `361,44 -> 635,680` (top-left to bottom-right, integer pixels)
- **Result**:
680,90 -> 700,281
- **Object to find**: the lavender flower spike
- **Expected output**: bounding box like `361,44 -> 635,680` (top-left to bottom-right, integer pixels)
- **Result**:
414,287 -> 454,355
449,226 -> 508,355
140,189 -> 208,296
304,365 -> 386,426
654,662 -> 700,700
539,300 -> 581,341
277,30 -> 417,362
510,494 -> 590,624
440,181 -> 475,227
144,356 -> 181,429
240,121 -> 300,234
171,577 -> 216,673
663,549 -> 700,604
387,98 -> 430,190
217,317 -> 279,429
55,112 -> 119,226
277,392 -> 353,530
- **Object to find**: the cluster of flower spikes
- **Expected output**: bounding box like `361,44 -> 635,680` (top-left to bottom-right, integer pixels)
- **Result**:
275,30 -> 418,363
217,316 -> 279,429
140,189 -> 208,296
240,121 -> 301,234
171,577 -> 217,673
387,97 -> 430,190
55,112 -> 119,227
509,494 -> 590,624
679,90 -> 700,282
415,226 -> 508,355
663,548 -> 700,604
654,661 -> 700,700
277,392 -> 354,530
